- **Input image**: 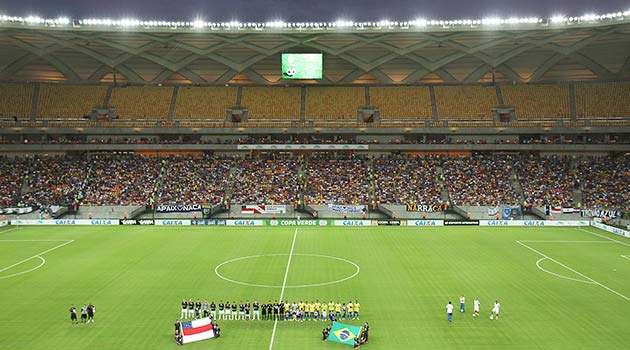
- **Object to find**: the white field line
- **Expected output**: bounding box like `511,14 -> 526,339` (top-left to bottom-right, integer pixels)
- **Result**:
516,240 -> 629,301
0,256 -> 45,280
535,258 -> 593,284
519,240 -> 616,243
576,228 -> 630,247
0,227 -> 18,235
0,240 -> 74,274
621,255 -> 630,261
269,227 -> 298,350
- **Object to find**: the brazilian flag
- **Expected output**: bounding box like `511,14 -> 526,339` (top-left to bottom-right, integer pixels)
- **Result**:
327,321 -> 362,346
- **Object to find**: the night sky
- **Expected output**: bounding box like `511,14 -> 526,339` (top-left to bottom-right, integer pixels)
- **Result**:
1,0 -> 628,21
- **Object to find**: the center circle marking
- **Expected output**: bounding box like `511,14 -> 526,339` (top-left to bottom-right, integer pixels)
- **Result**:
214,253 -> 360,288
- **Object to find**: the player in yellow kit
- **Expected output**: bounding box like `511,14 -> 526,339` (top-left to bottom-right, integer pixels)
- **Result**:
353,300 -> 360,320
309,302 -> 315,320
335,302 -> 342,319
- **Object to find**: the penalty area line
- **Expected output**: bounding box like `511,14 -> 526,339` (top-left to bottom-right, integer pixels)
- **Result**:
576,228 -> 630,248
516,240 -> 629,301
269,227 -> 298,350
0,240 -> 74,274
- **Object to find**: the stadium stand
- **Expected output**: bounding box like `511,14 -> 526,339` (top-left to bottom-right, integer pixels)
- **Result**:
81,154 -> 160,205
241,87 -> 301,120
369,86 -> 433,119
303,154 -> 370,205
158,155 -> 234,205
434,86 -> 497,119
443,155 -> 520,206
575,82 -> 630,118
0,156 -> 27,207
373,155 -> 443,204
108,86 -> 173,119
229,156 -> 300,204
576,156 -> 630,210
21,155 -> 90,206
514,156 -> 574,207
0,83 -> 33,118
37,84 -> 109,119
500,84 -> 570,119
173,86 -> 237,119
305,87 -> 365,120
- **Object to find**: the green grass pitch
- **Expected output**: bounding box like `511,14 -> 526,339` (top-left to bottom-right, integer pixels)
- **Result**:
0,224 -> 629,349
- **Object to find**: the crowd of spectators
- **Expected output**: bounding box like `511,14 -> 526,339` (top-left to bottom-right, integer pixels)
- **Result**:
20,155 -> 90,207
81,154 -> 161,205
373,154 -> 443,205
0,156 -> 27,207
158,155 -> 235,205
514,156 -> 574,207
443,155 -> 520,206
303,154 -> 370,205
576,156 -> 630,210
229,155 -> 300,204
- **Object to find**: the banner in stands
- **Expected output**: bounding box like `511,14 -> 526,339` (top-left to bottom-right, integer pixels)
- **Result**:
237,144 -> 369,151
268,219 -> 329,226
581,208 -> 623,219
444,220 -> 479,226
406,203 -> 447,212
487,207 -> 499,216
502,206 -> 521,219
376,220 -> 401,226
328,204 -> 366,214
548,206 -> 580,214
590,221 -> 629,238
192,219 -> 226,226
155,204 -> 202,213
155,219 -> 191,226
11,219 -> 120,225
241,205 -> 287,215
0,206 -> 35,215
333,220 -> 372,226
407,220 -> 444,226
119,219 -> 154,225
226,219 -> 264,226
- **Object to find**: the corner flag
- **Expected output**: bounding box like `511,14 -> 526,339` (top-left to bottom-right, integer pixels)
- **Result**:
327,321 -> 362,346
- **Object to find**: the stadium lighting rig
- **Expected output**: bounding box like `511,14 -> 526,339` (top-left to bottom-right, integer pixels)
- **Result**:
0,9 -> 629,30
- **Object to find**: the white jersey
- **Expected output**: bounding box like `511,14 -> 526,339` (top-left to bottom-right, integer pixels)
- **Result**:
446,304 -> 454,314
459,296 -> 465,304
492,302 -> 500,313
474,299 -> 480,311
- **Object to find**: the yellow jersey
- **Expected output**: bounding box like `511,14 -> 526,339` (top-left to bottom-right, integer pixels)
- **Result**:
335,303 -> 341,312
354,303 -> 360,312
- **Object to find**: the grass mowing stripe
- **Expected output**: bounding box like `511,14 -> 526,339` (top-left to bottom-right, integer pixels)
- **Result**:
517,240 -> 630,301
0,240 -> 73,273
269,227 -> 298,350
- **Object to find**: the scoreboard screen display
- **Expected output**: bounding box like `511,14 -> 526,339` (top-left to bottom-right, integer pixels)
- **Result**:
281,53 -> 323,79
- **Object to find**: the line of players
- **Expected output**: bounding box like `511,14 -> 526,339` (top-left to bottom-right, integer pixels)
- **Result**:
180,299 -> 361,321
445,296 -> 501,322
69,303 -> 96,324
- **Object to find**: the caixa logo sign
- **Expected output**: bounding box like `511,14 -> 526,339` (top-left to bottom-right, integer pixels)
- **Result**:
90,219 -> 113,225
159,220 -> 185,225
413,220 -> 437,226
55,219 -> 76,225
487,220 -> 510,226
524,220 -> 545,226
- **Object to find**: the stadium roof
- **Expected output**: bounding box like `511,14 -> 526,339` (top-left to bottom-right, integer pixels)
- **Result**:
1,13 -> 629,84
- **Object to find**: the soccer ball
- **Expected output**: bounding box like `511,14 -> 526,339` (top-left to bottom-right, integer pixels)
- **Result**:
490,315 -> 494,320
285,68 -> 296,76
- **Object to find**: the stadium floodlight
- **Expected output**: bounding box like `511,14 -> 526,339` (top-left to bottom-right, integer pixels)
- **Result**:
481,17 -> 501,25
193,20 -> 205,28
54,17 -> 69,25
550,15 -> 567,24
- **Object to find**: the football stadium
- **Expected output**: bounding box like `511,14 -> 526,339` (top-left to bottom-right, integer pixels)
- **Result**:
0,5 -> 629,350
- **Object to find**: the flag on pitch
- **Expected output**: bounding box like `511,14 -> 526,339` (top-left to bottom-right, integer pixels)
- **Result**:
326,321 -> 362,346
179,317 -> 214,344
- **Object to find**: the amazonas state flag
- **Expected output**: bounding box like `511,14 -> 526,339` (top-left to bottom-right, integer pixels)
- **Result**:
179,317 -> 214,344
327,321 -> 362,346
